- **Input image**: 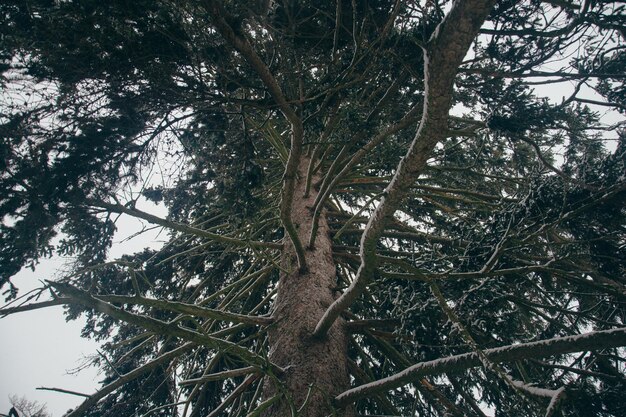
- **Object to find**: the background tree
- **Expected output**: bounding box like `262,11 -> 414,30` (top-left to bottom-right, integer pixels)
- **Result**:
7,396 -> 51,417
1,1 -> 625,416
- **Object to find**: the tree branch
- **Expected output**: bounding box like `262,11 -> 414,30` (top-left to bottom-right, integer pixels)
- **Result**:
313,0 -> 497,338
203,0 -> 307,271
179,366 -> 258,386
0,298 -> 68,317
97,294 -> 273,326
36,387 -> 90,397
65,343 -> 196,417
335,327 -> 626,407
49,281 -> 280,371
90,200 -> 281,250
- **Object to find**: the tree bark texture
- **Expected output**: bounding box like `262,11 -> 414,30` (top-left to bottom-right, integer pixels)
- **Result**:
263,158 -> 353,417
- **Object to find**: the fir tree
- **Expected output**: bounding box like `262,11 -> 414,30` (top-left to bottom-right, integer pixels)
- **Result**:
1,1 -> 625,416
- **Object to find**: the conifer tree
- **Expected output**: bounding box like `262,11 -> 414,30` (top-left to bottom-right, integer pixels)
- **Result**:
1,1 -> 625,416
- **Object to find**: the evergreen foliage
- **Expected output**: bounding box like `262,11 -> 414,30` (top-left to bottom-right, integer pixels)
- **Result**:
1,1 -> 625,416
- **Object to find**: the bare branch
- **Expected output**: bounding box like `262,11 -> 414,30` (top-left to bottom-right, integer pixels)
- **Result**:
0,298 -> 68,317
574,97 -> 626,110
179,366 -> 258,386
36,387 -> 90,397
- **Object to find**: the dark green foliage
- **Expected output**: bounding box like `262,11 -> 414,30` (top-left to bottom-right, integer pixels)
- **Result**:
1,1 -> 625,416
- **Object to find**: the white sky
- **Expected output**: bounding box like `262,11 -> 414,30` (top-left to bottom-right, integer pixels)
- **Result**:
0,202 -> 167,417
0,259 -> 100,417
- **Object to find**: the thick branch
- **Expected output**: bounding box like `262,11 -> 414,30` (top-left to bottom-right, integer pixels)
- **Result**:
313,0 -> 497,338
336,327 -> 626,407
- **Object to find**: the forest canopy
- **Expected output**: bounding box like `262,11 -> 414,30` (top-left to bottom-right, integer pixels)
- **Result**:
1,1 -> 625,417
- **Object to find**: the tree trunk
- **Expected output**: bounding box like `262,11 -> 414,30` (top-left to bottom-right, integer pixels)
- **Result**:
263,158 -> 353,417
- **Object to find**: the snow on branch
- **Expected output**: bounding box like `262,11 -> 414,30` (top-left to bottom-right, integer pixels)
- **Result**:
313,0 -> 497,338
431,282 -> 569,415
335,327 -> 626,407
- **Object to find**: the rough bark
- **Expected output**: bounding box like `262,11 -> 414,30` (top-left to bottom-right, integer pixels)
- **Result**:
263,158 -> 352,417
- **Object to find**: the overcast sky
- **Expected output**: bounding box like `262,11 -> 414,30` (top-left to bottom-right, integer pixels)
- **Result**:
0,202 -> 166,417
0,258 -> 101,417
